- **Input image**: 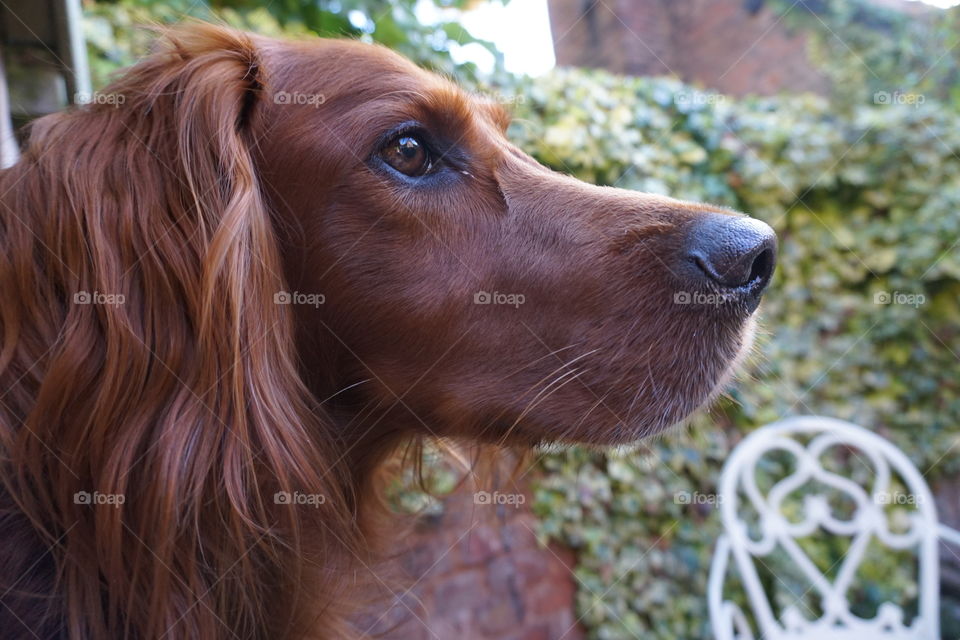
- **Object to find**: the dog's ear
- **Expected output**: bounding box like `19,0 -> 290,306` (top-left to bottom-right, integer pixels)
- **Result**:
115,22 -> 275,342
0,24 -> 357,639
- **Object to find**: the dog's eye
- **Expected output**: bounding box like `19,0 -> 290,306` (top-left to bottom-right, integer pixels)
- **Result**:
380,135 -> 433,177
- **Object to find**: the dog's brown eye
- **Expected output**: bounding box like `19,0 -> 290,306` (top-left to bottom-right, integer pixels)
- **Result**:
381,135 -> 433,177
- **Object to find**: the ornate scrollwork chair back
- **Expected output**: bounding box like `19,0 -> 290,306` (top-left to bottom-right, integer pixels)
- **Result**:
708,416 -> 960,640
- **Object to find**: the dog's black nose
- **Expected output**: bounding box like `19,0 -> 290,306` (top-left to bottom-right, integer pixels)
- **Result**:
687,213 -> 777,302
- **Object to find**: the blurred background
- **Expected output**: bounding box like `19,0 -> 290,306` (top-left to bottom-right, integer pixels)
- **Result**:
1,0 -> 959,638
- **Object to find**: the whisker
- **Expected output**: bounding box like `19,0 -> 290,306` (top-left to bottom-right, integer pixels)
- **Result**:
495,368 -> 590,447
318,379 -> 371,405
478,347 -> 599,438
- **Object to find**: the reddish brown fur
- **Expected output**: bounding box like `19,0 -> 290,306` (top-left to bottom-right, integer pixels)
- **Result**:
0,23 -> 760,639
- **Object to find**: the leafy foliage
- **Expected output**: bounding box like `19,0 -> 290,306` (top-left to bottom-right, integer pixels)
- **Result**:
84,0 -> 503,88
81,2 -> 960,638
767,0 -> 960,111
505,69 -> 960,639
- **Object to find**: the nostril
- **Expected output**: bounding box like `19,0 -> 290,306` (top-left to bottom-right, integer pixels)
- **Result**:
749,247 -> 775,285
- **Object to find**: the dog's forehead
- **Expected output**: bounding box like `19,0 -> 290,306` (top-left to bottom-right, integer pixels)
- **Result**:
266,37 -> 443,93
263,36 -> 510,135
321,39 -> 433,78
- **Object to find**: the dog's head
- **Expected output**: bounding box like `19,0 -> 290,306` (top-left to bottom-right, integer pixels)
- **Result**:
252,34 -> 776,446
0,23 -> 776,639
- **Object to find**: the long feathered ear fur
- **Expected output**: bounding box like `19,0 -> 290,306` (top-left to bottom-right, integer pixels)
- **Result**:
0,23 -> 357,639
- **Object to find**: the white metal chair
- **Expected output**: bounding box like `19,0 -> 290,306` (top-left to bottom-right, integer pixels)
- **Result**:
708,416 -> 960,640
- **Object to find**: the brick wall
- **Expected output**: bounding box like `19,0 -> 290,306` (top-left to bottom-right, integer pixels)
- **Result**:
548,0 -> 828,96
361,483 -> 585,640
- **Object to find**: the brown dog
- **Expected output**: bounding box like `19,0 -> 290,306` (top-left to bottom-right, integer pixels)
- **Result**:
0,23 -> 775,639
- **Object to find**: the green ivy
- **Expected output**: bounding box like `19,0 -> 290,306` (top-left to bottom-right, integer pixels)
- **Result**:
81,3 -> 960,637
84,0 -> 505,88
766,0 -> 960,112
499,69 -> 960,639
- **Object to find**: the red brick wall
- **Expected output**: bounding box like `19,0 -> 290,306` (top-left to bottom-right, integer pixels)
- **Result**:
548,0 -> 829,96
361,484 -> 585,640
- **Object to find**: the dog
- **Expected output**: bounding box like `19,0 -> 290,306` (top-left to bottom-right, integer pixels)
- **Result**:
0,22 -> 775,639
